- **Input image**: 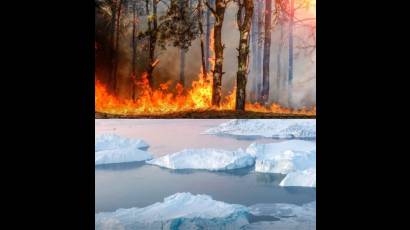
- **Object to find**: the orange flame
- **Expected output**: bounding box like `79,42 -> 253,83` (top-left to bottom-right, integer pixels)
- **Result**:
95,28 -> 315,116
95,72 -> 315,116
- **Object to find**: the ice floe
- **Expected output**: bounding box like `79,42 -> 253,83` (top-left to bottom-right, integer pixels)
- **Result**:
247,140 -> 316,174
279,168 -> 316,187
245,201 -> 316,230
95,192 -> 250,230
204,119 -> 316,139
95,193 -> 316,230
95,133 -> 149,151
146,148 -> 254,171
95,134 -> 152,165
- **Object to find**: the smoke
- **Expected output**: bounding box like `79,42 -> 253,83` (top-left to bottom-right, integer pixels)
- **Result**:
96,1 -> 316,108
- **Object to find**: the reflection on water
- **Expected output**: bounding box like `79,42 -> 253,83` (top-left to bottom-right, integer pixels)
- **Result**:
247,214 -> 280,223
95,119 -> 316,216
95,119 -> 281,157
95,163 -> 316,213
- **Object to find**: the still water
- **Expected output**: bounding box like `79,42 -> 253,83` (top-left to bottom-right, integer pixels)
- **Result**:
95,119 -> 316,213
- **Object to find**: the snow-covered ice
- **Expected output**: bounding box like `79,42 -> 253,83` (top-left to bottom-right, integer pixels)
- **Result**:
95,148 -> 153,165
147,148 -> 255,170
95,134 -> 152,165
279,168 -> 316,187
247,140 -> 316,187
204,119 -> 316,139
95,192 -> 316,230
95,192 -> 250,230
95,133 -> 149,151
247,140 -> 316,174
146,140 -> 315,187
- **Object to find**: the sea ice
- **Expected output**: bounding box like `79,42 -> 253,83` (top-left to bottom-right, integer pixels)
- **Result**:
204,119 -> 316,139
245,201 -> 316,230
95,133 -> 152,165
147,148 -> 254,170
279,168 -> 316,187
95,192 -> 250,230
247,140 -> 316,174
95,133 -> 149,151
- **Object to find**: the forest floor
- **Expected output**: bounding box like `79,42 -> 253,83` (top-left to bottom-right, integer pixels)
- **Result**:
95,111 -> 316,119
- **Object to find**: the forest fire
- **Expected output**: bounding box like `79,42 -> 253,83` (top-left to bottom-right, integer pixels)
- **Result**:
95,71 -> 315,117
95,0 -> 316,118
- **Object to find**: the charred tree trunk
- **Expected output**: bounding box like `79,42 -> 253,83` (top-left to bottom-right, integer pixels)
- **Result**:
275,20 -> 283,102
235,0 -> 253,111
250,0 -> 258,102
146,0 -> 158,88
109,1 -> 118,92
261,0 -> 272,105
205,0 -> 214,72
287,0 -> 294,107
274,0 -> 283,103
206,0 -> 227,107
112,0 -> 124,94
179,48 -> 186,86
131,2 -> 138,101
197,0 -> 208,79
179,0 -> 186,86
256,0 -> 263,101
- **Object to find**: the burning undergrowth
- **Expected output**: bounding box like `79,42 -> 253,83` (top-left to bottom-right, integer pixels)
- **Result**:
95,71 -> 316,118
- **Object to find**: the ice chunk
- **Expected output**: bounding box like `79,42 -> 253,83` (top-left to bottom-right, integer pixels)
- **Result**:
147,148 -> 254,170
95,192 -> 250,230
245,202 -> 316,230
95,134 -> 152,165
95,133 -> 149,152
279,168 -> 316,187
95,148 -> 153,165
204,119 -> 316,139
248,140 -> 316,174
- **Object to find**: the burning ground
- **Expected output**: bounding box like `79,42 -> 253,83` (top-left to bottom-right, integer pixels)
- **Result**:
95,0 -> 316,118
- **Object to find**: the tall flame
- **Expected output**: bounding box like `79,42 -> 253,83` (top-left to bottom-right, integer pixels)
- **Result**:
95,28 -> 315,116
95,73 -> 315,116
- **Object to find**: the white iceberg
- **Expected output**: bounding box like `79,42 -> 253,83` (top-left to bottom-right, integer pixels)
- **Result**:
245,202 -> 316,230
95,148 -> 153,165
279,168 -> 316,187
95,134 -> 152,165
247,140 -> 316,174
95,192 -> 250,230
147,148 -> 255,171
95,133 -> 149,151
204,119 -> 316,139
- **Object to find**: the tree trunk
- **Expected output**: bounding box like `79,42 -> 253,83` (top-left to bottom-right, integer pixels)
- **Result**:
235,0 -> 253,111
179,0 -> 186,86
275,20 -> 283,103
211,0 -> 226,107
287,0 -> 294,107
109,1 -> 117,92
131,2 -> 137,101
179,49 -> 186,86
250,0 -> 258,102
205,0 -> 214,72
256,0 -> 263,102
197,0 -> 207,79
112,0 -> 124,94
146,0 -> 158,88
261,0 -> 272,105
